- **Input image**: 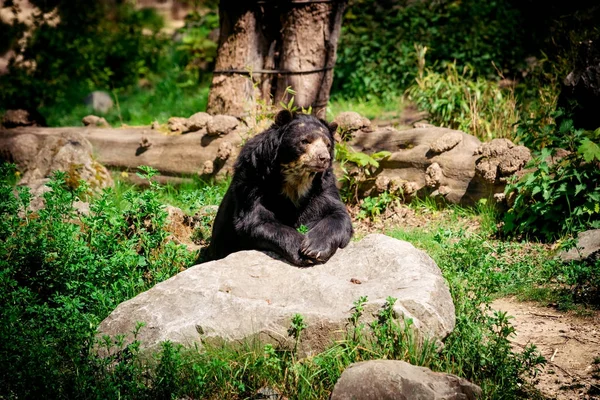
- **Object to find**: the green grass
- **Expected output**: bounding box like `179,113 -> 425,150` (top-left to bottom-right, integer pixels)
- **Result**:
327,95 -> 405,121
40,72 -> 210,127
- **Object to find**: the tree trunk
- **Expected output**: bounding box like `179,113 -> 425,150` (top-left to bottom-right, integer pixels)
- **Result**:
206,2 -> 271,116
207,1 -> 348,119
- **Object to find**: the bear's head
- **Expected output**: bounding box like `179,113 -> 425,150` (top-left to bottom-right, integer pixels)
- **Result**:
272,110 -> 338,203
275,110 -> 337,173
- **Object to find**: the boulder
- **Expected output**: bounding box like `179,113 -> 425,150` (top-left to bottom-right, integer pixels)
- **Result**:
84,91 -> 114,114
560,229 -> 600,262
0,130 -> 113,191
98,234 -> 455,353
331,360 -> 482,400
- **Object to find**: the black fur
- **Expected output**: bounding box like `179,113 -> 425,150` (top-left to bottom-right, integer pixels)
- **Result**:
208,111 -> 353,266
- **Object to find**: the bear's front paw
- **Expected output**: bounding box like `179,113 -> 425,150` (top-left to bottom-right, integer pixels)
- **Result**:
300,235 -> 336,263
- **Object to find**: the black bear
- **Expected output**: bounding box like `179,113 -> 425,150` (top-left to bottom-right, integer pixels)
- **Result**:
208,110 -> 353,266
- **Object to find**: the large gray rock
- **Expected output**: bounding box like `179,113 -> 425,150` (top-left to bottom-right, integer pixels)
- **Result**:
84,91 -> 114,114
331,360 -> 482,400
560,229 -> 600,262
98,234 -> 455,353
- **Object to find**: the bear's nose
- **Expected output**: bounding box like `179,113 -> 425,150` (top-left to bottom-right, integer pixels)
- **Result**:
318,153 -> 330,162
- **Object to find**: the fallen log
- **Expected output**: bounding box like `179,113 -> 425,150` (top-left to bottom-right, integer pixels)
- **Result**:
0,126 -> 243,183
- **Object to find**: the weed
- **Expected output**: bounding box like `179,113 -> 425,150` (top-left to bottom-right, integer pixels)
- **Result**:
358,192 -> 396,220
335,143 -> 391,203
406,60 -> 519,141
504,118 -> 600,241
297,224 -> 309,234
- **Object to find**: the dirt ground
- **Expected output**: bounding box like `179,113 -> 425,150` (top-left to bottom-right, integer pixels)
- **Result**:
492,297 -> 600,400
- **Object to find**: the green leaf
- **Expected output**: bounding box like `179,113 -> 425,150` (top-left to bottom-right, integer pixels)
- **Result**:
577,139 -> 600,163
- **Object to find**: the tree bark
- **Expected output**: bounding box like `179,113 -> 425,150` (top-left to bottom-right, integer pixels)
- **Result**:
274,1 -> 346,118
206,2 -> 271,117
207,1 -> 348,119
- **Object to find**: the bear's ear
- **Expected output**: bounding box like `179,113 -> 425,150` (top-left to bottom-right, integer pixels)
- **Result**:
274,109 -> 294,127
328,122 -> 338,133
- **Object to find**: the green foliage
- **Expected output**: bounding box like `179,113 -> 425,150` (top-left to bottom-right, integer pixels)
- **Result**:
406,60 -> 519,141
0,164 -> 195,397
390,227 -> 548,397
334,0 -> 525,100
0,2 -> 217,127
0,163 -> 553,399
175,9 -> 219,79
328,96 -> 404,122
40,73 -> 210,127
358,192 -> 396,220
504,118 -> 600,241
297,224 -> 309,234
335,143 -> 391,203
0,2 -> 169,111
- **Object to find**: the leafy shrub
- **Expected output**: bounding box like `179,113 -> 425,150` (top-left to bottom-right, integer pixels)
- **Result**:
406,59 -> 519,141
391,228 -> 548,397
0,165 -> 195,397
0,2 -> 169,111
175,9 -> 219,79
335,142 -> 391,203
333,0 -> 525,100
504,118 -> 600,241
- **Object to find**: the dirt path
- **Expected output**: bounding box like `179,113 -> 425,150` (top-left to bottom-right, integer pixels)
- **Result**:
492,297 -> 600,399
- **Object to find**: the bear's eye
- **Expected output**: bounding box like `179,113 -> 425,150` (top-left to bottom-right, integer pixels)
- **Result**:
301,139 -> 311,145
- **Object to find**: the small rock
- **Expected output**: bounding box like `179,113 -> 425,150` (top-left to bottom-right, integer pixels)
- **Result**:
187,112 -> 212,132
84,91 -> 113,114
414,122 -> 435,128
430,131 -> 463,154
331,360 -> 482,400
402,181 -> 420,195
374,175 -> 391,193
333,112 -> 371,135
217,142 -> 234,161
437,185 -> 451,196
202,160 -> 214,175
168,117 -> 189,133
425,163 -> 443,187
151,121 -> 160,130
206,115 -> 239,136
82,115 -> 110,128
2,109 -> 45,128
139,136 -> 152,149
